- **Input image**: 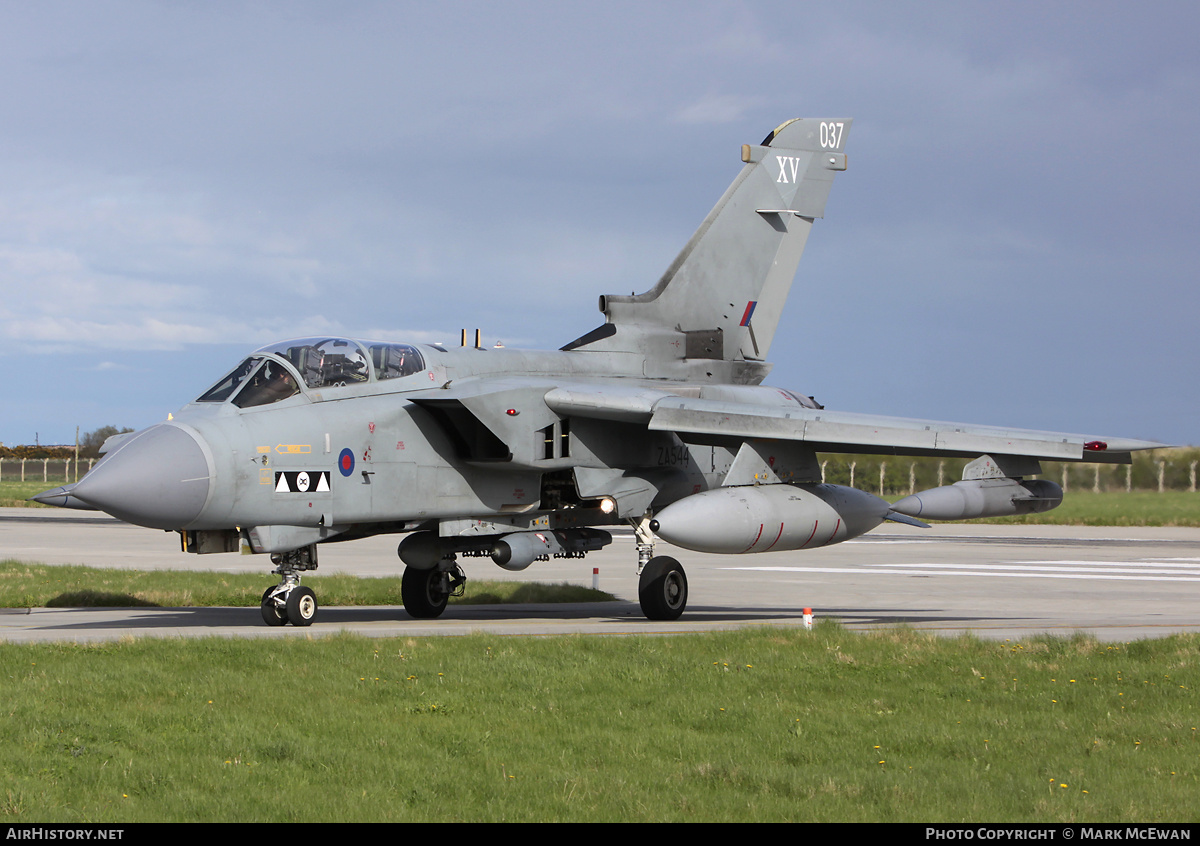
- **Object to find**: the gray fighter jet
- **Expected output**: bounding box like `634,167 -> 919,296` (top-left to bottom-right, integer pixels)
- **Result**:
33,118 -> 1162,626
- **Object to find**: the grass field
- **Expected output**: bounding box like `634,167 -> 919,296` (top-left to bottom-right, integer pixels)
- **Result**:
0,560 -> 613,609
870,489 -> 1200,527
1,479 -> 71,507
932,491 -> 1199,527
3,496 -> 1197,822
2,626 -> 1197,822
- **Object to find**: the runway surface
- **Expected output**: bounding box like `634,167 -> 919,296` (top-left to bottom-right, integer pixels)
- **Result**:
2,507 -> 1198,643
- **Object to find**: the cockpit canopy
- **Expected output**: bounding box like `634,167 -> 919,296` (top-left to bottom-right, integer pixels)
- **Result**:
196,337 -> 425,407
258,337 -> 371,388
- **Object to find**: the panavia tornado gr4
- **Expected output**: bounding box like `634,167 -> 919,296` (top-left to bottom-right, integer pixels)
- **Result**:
33,118 -> 1162,626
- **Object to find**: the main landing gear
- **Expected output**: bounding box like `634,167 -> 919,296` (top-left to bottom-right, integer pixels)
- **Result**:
260,545 -> 319,627
638,555 -> 688,621
400,560 -> 466,619
633,512 -> 688,621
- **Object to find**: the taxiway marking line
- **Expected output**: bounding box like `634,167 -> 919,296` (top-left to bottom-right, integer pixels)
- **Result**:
725,565 -> 1200,582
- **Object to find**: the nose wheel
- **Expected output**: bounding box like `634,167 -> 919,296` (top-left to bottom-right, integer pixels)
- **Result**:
261,586 -> 286,626
260,544 -> 319,626
286,586 -> 318,625
260,584 -> 318,627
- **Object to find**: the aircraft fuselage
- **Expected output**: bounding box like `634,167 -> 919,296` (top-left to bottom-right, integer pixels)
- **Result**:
80,341 -> 753,548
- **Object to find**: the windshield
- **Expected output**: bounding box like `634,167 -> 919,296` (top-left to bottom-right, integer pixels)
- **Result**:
232,359 -> 301,408
196,357 -> 261,403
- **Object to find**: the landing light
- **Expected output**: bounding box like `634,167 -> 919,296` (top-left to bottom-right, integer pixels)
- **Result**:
599,497 -> 616,514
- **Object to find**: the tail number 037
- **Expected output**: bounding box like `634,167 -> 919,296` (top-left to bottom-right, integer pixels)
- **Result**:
819,122 -> 844,150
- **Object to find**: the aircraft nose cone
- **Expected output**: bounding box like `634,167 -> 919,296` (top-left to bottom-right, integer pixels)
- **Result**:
28,484 -> 97,511
890,493 -> 925,518
71,424 -> 211,529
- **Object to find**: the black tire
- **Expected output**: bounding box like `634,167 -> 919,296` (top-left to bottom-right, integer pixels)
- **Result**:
286,586 -> 318,627
261,586 -> 286,627
401,567 -> 449,619
638,556 -> 688,621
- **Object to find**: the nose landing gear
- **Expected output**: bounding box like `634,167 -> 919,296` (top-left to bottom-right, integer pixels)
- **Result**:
260,545 -> 320,626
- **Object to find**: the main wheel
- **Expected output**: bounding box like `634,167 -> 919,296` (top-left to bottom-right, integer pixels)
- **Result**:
261,586 -> 286,626
286,586 -> 318,627
401,567 -> 449,619
638,556 -> 688,621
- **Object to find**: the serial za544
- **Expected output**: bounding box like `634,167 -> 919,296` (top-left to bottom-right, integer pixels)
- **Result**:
34,118 -> 1162,626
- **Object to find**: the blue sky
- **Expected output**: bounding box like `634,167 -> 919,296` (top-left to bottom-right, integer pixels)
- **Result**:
1,1 -> 1196,446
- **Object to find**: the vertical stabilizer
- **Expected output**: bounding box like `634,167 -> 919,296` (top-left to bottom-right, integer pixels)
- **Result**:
569,118 -> 851,370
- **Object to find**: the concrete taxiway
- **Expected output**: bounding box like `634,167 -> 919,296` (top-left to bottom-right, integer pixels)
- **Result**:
1,507 -> 1198,643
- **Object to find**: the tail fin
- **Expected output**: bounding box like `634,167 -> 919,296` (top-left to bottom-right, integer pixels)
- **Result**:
567,118 -> 851,370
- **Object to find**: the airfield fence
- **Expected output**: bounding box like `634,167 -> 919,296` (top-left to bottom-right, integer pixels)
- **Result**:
818,448 -> 1200,496
0,457 -> 97,484
2,449 -> 1197,494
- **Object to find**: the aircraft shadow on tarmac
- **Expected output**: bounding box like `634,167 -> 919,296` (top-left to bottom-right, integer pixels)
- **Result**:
27,602 -> 1023,633
31,602 -> 642,632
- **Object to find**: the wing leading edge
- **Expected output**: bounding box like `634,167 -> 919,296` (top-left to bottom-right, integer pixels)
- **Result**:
546,386 -> 1163,463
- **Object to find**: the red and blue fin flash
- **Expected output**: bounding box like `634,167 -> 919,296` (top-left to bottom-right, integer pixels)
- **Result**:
740,301 -> 760,356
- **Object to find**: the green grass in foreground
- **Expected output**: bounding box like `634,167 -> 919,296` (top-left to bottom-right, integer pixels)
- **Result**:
2,627 -> 1197,822
0,560 -> 613,608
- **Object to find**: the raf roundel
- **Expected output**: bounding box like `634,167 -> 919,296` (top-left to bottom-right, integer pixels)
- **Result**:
337,448 -> 355,477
